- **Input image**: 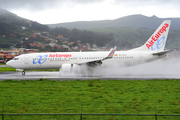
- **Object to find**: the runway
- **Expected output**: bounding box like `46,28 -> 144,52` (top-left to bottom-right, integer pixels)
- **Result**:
0,70 -> 180,81
1,57 -> 180,81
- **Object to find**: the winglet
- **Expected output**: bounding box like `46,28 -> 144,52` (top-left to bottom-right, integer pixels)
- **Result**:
104,46 -> 117,60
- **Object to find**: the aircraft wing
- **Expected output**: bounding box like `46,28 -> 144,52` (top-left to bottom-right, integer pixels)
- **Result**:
152,49 -> 173,55
77,46 -> 117,66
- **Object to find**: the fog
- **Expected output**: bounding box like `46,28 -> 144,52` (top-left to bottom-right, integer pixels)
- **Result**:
59,55 -> 180,79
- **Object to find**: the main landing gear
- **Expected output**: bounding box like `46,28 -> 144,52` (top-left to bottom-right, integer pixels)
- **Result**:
22,70 -> 25,76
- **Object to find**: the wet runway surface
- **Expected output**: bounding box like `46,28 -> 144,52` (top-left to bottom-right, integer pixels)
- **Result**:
0,65 -> 7,67
1,58 -> 180,81
0,71 -> 180,81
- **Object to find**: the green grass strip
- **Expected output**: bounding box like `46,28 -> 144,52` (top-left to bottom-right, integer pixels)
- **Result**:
0,63 -> 6,65
0,79 -> 180,119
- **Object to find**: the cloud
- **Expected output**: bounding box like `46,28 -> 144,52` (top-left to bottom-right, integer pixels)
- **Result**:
1,0 -> 180,11
111,0 -> 180,8
0,0 -> 104,11
1,0 -> 180,24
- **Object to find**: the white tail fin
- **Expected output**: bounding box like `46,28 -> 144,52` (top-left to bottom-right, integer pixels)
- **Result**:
131,20 -> 171,52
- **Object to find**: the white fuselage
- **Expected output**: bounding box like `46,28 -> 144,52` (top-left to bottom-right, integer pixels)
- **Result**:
6,51 -> 164,70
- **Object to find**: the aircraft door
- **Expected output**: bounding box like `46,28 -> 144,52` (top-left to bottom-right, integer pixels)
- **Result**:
24,55 -> 29,64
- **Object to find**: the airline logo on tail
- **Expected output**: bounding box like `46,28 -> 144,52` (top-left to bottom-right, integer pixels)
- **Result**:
146,23 -> 169,50
151,36 -> 166,51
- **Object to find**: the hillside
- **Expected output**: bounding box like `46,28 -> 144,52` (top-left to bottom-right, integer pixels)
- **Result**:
1,8 -> 180,51
0,8 -> 114,51
0,7 -> 24,24
0,8 -> 50,50
47,14 -> 180,30
88,27 -> 180,50
0,8 -> 49,32
47,14 -> 180,50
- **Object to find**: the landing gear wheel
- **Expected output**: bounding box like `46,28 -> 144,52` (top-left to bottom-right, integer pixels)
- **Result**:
22,71 -> 25,76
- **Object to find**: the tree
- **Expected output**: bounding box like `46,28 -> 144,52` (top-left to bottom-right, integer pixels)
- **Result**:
0,43 -> 10,48
15,43 -> 22,48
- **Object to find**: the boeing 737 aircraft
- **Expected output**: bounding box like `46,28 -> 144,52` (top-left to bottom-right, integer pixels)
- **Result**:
6,20 -> 172,75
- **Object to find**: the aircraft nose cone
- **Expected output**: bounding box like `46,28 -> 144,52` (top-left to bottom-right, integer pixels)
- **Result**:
6,60 -> 13,67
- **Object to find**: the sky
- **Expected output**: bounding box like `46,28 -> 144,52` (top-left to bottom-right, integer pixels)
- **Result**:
0,0 -> 180,24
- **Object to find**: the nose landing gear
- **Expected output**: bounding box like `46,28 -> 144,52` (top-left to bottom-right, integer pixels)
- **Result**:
22,71 -> 25,76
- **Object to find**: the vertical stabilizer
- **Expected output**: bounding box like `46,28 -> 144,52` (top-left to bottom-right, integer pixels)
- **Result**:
131,20 -> 171,52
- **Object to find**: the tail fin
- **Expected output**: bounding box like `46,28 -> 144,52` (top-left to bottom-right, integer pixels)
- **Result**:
131,20 -> 171,52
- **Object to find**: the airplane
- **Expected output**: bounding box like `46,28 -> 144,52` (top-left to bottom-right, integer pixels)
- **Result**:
6,20 -> 172,76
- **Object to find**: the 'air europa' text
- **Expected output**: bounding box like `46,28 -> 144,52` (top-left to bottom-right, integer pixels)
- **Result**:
49,54 -> 71,58
146,23 -> 169,49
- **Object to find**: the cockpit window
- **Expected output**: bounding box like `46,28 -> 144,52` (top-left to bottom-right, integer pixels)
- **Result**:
14,58 -> 19,60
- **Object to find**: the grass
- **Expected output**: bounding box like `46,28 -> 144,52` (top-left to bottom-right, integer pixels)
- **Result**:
0,79 -> 180,120
0,67 -> 16,72
0,67 -> 59,72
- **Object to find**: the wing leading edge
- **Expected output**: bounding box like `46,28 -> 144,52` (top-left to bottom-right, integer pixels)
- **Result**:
77,46 -> 117,66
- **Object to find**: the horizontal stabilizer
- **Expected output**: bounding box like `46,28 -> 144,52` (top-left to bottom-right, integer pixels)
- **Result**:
152,49 -> 173,55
